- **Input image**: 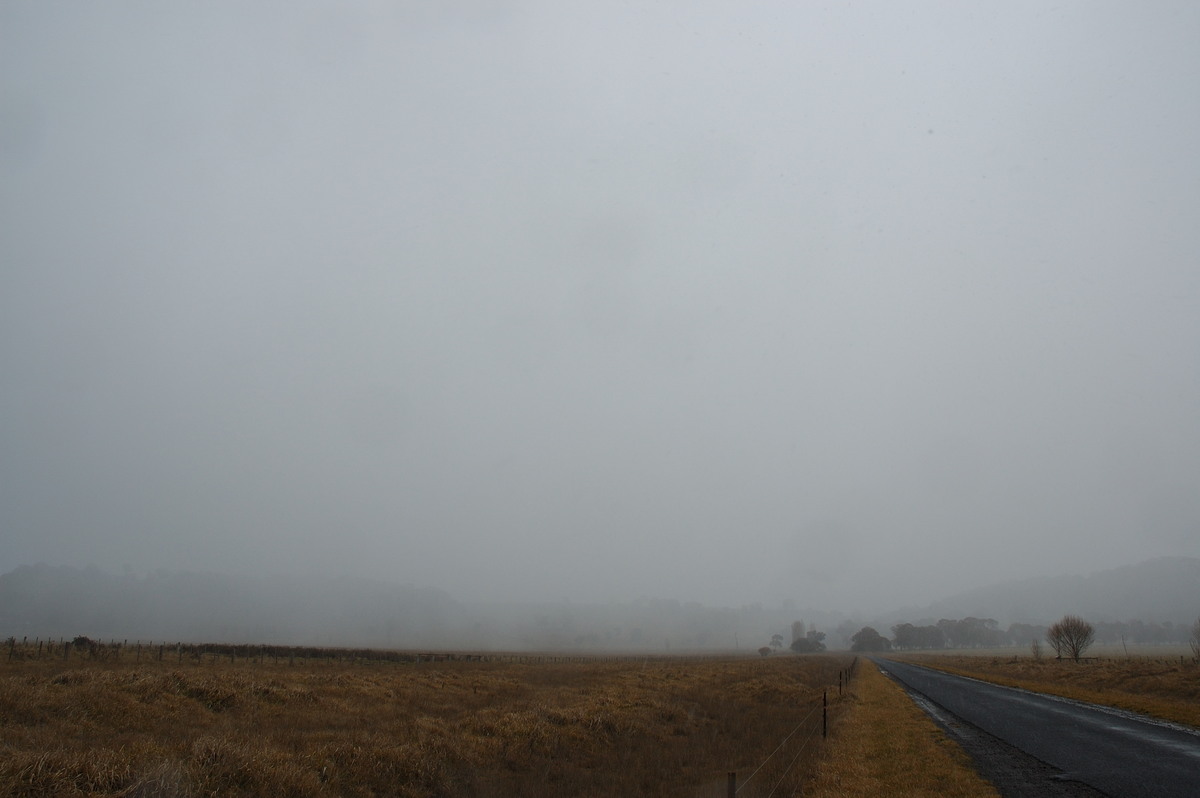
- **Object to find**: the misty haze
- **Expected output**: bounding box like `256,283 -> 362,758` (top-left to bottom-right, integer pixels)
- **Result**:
3,2 -> 1199,644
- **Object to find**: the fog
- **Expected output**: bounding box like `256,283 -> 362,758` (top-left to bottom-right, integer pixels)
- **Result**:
3,2 -> 1199,618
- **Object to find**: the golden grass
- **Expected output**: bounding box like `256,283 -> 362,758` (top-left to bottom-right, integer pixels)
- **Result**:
898,654 -> 1200,729
805,660 -> 1000,798
0,652 -> 854,797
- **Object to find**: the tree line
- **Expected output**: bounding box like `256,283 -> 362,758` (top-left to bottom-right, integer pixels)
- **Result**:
847,615 -> 1199,654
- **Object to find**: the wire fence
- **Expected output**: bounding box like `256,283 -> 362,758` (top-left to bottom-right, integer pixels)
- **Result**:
734,701 -> 822,795
726,657 -> 858,798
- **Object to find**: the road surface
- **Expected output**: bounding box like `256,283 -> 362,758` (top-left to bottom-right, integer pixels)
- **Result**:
876,658 -> 1200,798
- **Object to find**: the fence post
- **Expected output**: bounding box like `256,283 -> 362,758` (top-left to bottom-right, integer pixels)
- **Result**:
727,771 -> 736,798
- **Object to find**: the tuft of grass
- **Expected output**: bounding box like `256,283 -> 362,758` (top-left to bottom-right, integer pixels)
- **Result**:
805,660 -> 1000,798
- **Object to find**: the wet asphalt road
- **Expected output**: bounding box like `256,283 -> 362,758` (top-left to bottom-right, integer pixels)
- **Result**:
875,658 -> 1200,797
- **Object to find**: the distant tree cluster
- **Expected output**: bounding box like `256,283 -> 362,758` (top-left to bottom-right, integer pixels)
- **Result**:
882,615 -> 1200,651
1092,619 -> 1194,647
880,614 -> 1102,661
937,617 -> 1008,648
890,623 -> 945,650
849,627 -> 890,652
790,630 -> 826,653
889,617 -> 1008,650
843,612 -> 1196,654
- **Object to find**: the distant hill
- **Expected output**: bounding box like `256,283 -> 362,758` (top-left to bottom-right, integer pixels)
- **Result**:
890,557 -> 1200,626
0,564 -> 468,647
4,559 -> 1193,651
0,564 -> 834,653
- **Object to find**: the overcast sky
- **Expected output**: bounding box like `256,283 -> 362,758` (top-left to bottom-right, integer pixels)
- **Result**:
3,2 -> 1198,614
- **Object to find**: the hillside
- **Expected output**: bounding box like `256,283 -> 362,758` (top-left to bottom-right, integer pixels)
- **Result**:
0,564 -> 468,648
0,564 -> 829,652
892,557 -> 1200,626
3,559 -> 1195,650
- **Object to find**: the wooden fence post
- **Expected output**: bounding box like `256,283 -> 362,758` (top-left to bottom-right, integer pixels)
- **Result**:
727,771 -> 736,798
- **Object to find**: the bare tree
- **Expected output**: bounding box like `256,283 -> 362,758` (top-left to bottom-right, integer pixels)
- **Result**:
1045,615 -> 1095,662
1191,617 -> 1200,661
1030,638 -> 1042,660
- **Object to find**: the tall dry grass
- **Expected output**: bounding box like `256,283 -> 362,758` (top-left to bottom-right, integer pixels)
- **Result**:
0,650 -> 853,797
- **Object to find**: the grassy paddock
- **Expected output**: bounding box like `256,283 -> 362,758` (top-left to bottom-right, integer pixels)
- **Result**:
805,659 -> 999,798
0,650 -> 853,797
895,652 -> 1200,729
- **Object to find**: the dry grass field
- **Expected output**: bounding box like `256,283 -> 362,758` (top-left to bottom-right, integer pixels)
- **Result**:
897,651 -> 1200,729
0,646 -> 854,797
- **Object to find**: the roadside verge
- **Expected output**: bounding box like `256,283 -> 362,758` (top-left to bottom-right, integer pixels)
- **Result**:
804,658 -> 999,798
